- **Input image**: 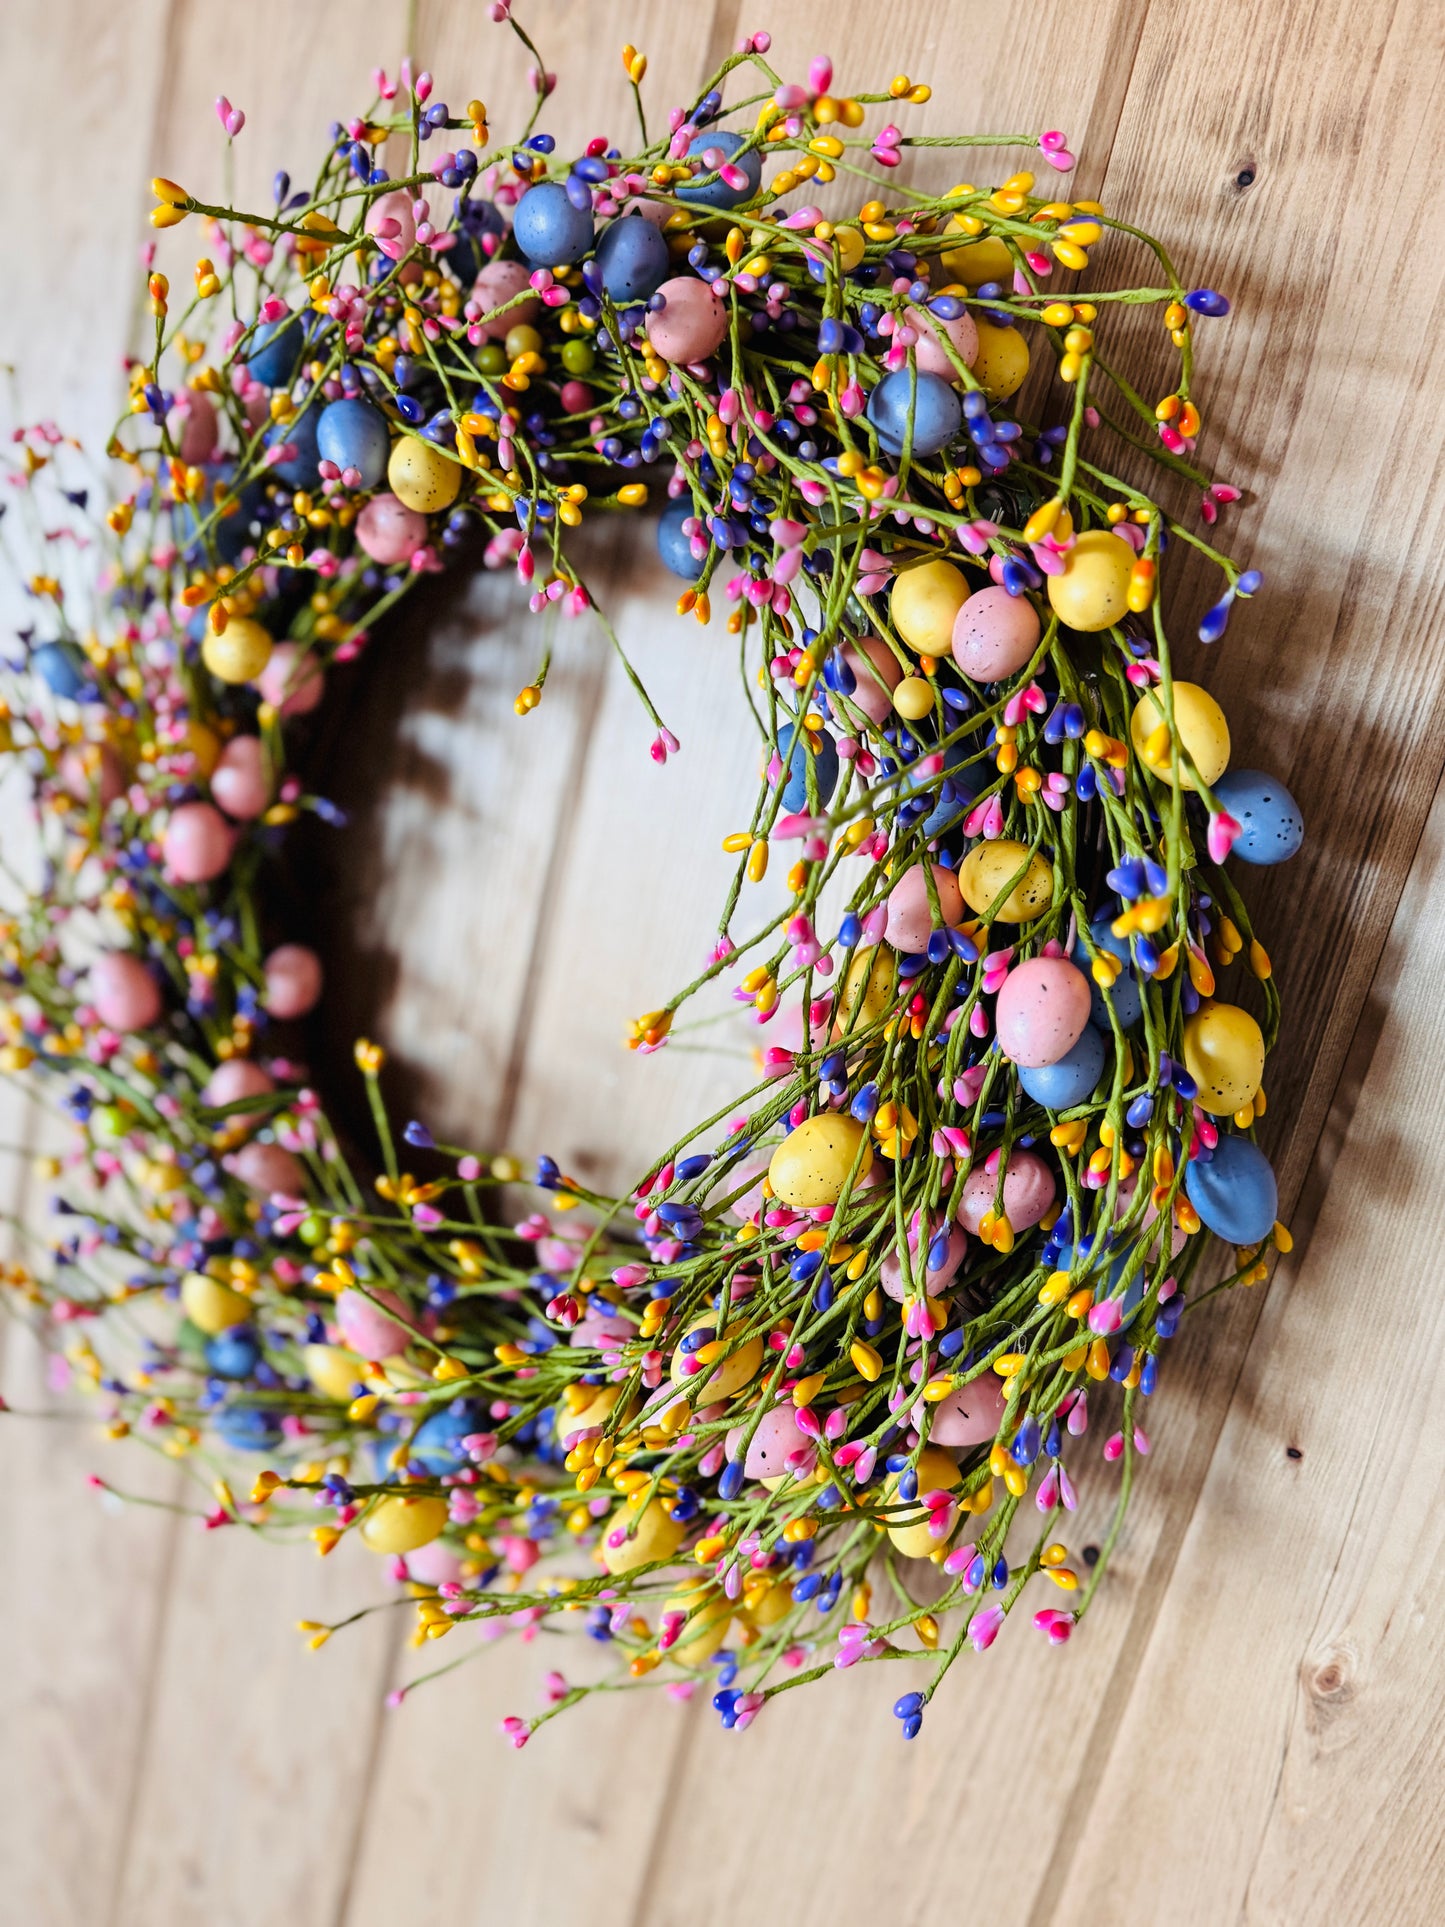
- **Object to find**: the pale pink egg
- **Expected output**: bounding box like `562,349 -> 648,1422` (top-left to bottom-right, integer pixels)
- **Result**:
646,277 -> 728,365
558,380 -> 594,414
880,1220 -> 968,1303
355,493 -> 428,567
995,957 -> 1092,1068
768,999 -> 828,1056
914,1372 -> 1006,1446
568,1306 -> 635,1350
725,1153 -> 773,1223
163,802 -> 234,883
210,736 -> 270,821
838,636 -> 904,725
959,1149 -> 1057,1234
229,1140 -> 305,1197
724,1403 -> 811,1482
402,1540 -> 464,1587
243,389 -> 270,433
336,1285 -> 414,1360
951,586 -> 1042,683
366,188 -> 417,260
262,944 -> 323,1020
89,952 -> 162,1032
908,305 -> 980,383
471,258 -> 539,338
169,390 -> 219,465
202,1058 -> 274,1132
885,861 -> 964,954
58,742 -> 124,806
257,642 -> 324,717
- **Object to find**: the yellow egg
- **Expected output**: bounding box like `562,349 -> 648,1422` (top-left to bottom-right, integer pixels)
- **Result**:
359,1493 -> 450,1555
180,1269 -> 251,1334
202,617 -> 273,685
741,1578 -> 794,1629
885,1444 -> 960,1558
665,1582 -> 732,1665
387,436 -> 463,514
959,839 -> 1054,922
303,1343 -> 366,1402
669,1317 -> 763,1403
1183,1001 -> 1264,1115
939,232 -> 1015,286
971,318 -> 1030,401
1047,528 -> 1133,632
893,675 -> 935,721
890,557 -> 969,655
187,722 -> 222,777
768,1113 -> 874,1209
836,946 -> 897,1035
1129,683 -> 1231,789
558,1381 -> 626,1445
603,1495 -> 686,1576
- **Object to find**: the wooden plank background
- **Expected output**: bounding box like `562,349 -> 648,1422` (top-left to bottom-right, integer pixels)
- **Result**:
0,1 -> 1442,1922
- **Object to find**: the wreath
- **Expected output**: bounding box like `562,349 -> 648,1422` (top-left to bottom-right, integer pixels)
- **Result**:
0,12 -> 1301,1747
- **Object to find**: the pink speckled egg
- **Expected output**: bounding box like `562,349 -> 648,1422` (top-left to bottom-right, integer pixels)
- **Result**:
838,636 -> 903,725
568,1305 -> 635,1350
995,957 -> 1092,1067
202,1058 -> 274,1131
355,493 -> 429,567
724,1403 -> 812,1488
262,944 -> 323,1020
952,586 -> 1042,683
366,188 -> 416,260
257,642 -> 325,718
335,1285 -> 415,1360
402,1540 -> 464,1587
471,258 -> 539,338
169,390 -> 219,465
646,277 -> 728,365
880,1220 -> 968,1303
210,735 -> 270,820
914,1372 -> 1007,1446
959,1149 -> 1057,1234
885,861 -> 964,954
909,305 -> 980,383
229,1140 -> 305,1197
90,952 -> 161,1032
58,742 -> 124,806
162,801 -> 234,882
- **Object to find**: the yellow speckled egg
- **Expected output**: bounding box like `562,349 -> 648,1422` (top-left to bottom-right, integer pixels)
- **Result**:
202,617 -> 273,685
885,1444 -> 961,1558
1129,683 -> 1231,789
971,318 -> 1031,401
180,1269 -> 251,1334
360,1493 -> 450,1555
665,1581 -> 733,1666
558,1381 -> 626,1446
387,436 -> 462,514
939,231 -> 1015,287
769,1113 -> 874,1209
836,946 -> 897,1036
1183,1001 -> 1264,1115
303,1343 -> 365,1402
1047,528 -> 1134,632
741,1577 -> 794,1629
669,1317 -> 764,1402
603,1495 -> 686,1576
959,839 -> 1054,922
890,557 -> 969,656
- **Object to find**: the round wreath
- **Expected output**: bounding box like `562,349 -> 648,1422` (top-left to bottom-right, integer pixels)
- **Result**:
0,13 -> 1300,1747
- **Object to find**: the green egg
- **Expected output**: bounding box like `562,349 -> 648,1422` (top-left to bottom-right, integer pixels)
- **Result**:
561,338 -> 595,376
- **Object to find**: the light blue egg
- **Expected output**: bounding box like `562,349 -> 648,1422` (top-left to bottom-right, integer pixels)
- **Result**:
676,130 -> 762,210
1185,1134 -> 1278,1244
1212,768 -> 1304,865
596,214 -> 670,301
266,404 -> 322,488
32,640 -> 92,701
1074,913 -> 1142,1030
657,497 -> 704,579
776,722 -> 840,811
411,1401 -> 483,1475
918,734 -> 986,836
213,1403 -> 283,1453
204,1327 -> 262,1380
317,398 -> 390,488
1053,1232 -> 1147,1328
247,315 -> 306,388
866,369 -> 962,459
1018,1022 -> 1107,1109
512,181 -> 595,265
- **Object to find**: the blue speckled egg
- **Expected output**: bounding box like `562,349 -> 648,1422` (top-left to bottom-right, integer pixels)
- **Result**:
213,1403 -> 284,1452
777,722 -> 840,811
866,369 -> 962,458
266,404 -> 322,488
1184,1133 -> 1278,1244
658,496 -> 705,579
32,640 -> 93,701
1212,768 -> 1304,864
596,214 -> 670,302
204,1326 -> 262,1380
918,734 -> 986,837
317,398 -> 390,488
411,1401 -> 484,1475
512,181 -> 595,265
1018,1021 -> 1107,1109
676,130 -> 762,210
1074,913 -> 1142,1031
247,315 -> 306,388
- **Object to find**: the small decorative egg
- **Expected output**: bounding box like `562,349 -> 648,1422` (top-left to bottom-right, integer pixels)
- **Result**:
1047,528 -> 1134,632
724,1403 -> 812,1490
866,368 -> 963,458
971,318 -> 1030,400
201,1058 -> 274,1131
769,1114 -> 874,1208
364,188 -> 416,260
836,636 -> 903,723
996,957 -> 1092,1066
402,1539 -> 465,1588
202,616 -> 272,686
1183,1001 -> 1265,1115
657,497 -> 704,579
1212,769 -> 1303,863
740,1578 -> 793,1629
336,1285 -> 415,1361
886,1444 -> 960,1558
210,735 -> 270,820
317,398 -> 390,488
58,741 -> 125,805
1073,913 -> 1143,1030
1018,1018 -> 1107,1109
411,1403 -> 482,1475
603,1496 -> 685,1575
263,943 -> 323,1020
512,180 -> 595,265
303,1343 -> 365,1402
893,676 -> 935,721
246,314 -> 306,388
646,276 -> 729,365
776,722 -> 840,811
914,1372 -> 1007,1447
959,1149 -> 1057,1234
676,129 -> 761,209
388,436 -> 463,514
32,639 -> 92,700
559,378 -> 594,413
880,1221 -> 968,1302
471,257 -> 540,337
940,231 -> 1015,285
909,304 -> 980,382
557,1382 -> 626,1446
360,1493 -> 449,1555
170,390 -> 219,465
664,1584 -> 733,1666
265,405 -> 321,488
1130,682 -> 1231,789
162,801 -> 234,882
836,946 -> 898,1034
204,1326 -> 260,1379
89,951 -> 162,1032
951,584 -> 1041,682
596,213 -> 671,301
181,1269 -> 252,1335
356,492 -> 429,566
213,1404 -> 283,1454
229,1141 -> 305,1196
884,860 -> 964,954
959,839 -> 1054,921
256,642 -> 324,718
889,557 -> 969,655
669,1317 -> 763,1403
1184,1133 -> 1278,1245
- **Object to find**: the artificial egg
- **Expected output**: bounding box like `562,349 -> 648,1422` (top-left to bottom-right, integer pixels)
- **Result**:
387,437 -> 462,514
1047,528 -> 1134,632
356,493 -> 429,567
470,258 -> 540,338
908,304 -> 980,382
162,801 -> 234,883
360,1494 -> 449,1555
262,943 -> 323,1020
951,584 -> 1041,683
959,839 -> 1053,921
645,276 -> 729,365
201,1058 -> 274,1131
1211,769 -> 1304,863
885,1445 -> 960,1558
665,1583 -> 733,1666
970,318 -> 1030,401
229,1141 -> 305,1196
939,231 -> 1015,286
316,397 -> 391,489
768,1114 -> 874,1209
884,860 -> 964,954
836,636 -> 904,724
669,1317 -> 763,1403
603,1496 -> 685,1576
893,676 -> 934,722
1183,1001 -> 1265,1115
89,951 -> 161,1032
209,735 -> 270,820
866,368 -> 962,458
595,213 -> 671,301
889,556 -> 968,655
880,1219 -> 968,1303
724,1403 -> 812,1491
995,956 -> 1092,1067
303,1343 -> 365,1402
959,1149 -> 1057,1235
181,1269 -> 251,1335
336,1285 -> 415,1361
914,1371 -> 1008,1448
202,616 -> 272,686
1130,682 -> 1231,789
1183,1133 -> 1278,1245
1017,1021 -> 1107,1109
676,129 -> 762,209
511,180 -> 595,265
835,946 -> 897,1035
